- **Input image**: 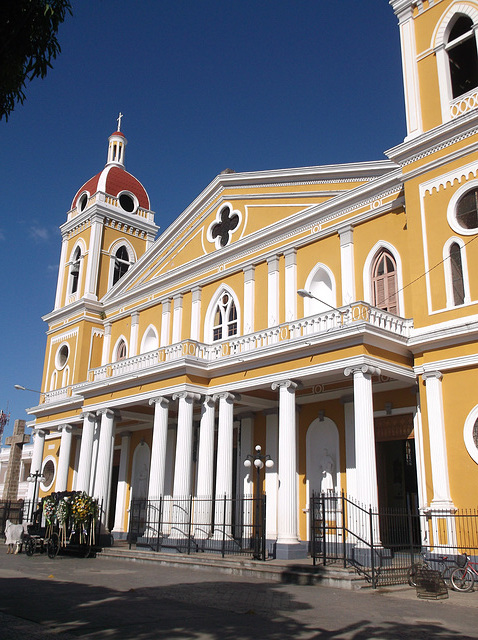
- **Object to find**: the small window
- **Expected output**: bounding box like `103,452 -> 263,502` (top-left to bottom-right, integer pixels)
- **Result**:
119,192 -> 135,213
41,459 -> 55,490
113,245 -> 131,285
78,193 -> 88,212
117,339 -> 127,361
212,293 -> 238,341
70,247 -> 82,294
456,188 -> 478,230
449,242 -> 465,305
55,344 -> 69,370
372,250 -> 398,314
447,16 -> 478,99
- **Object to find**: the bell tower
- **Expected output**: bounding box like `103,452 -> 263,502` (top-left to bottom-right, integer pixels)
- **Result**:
53,117 -> 158,309
390,0 -> 478,138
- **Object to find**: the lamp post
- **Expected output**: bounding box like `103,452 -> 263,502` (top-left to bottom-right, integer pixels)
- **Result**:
297,289 -> 345,326
27,470 -> 45,522
14,384 -> 42,393
244,445 -> 274,560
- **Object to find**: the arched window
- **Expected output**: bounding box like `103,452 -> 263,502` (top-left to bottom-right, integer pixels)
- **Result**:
456,187 -> 478,231
70,246 -> 82,294
449,242 -> 465,306
371,250 -> 398,314
116,339 -> 127,361
113,245 -> 131,285
447,16 -> 478,99
212,292 -> 238,341
303,264 -> 336,316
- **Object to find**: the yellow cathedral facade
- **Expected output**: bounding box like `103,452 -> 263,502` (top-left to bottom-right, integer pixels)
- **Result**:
25,0 -> 478,559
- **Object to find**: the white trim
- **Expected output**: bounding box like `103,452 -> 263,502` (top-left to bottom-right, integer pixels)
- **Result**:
446,177 -> 478,234
464,404 -> 478,464
267,256 -> 280,327
443,236 -> 471,306
40,455 -> 57,492
303,262 -> 337,316
107,238 -> 137,290
112,335 -> 128,362
66,239 -> 86,302
363,241 -> 405,315
204,284 -> 241,344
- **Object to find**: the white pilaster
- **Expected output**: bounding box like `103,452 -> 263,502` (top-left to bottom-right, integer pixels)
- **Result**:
76,412 -> 96,492
101,323 -> 112,366
113,431 -> 131,532
344,365 -> 380,509
190,286 -> 202,342
338,225 -> 356,305
84,214 -> 104,300
27,430 -> 46,501
94,409 -> 116,527
267,256 -> 280,327
422,371 -> 454,508
54,237 -> 68,309
129,312 -> 140,357
147,397 -> 170,500
395,5 -> 423,137
243,266 -> 255,334
265,411 -> 279,540
172,294 -> 183,343
160,299 -> 171,347
272,380 -> 299,551
284,249 -> 297,322
55,425 -> 73,492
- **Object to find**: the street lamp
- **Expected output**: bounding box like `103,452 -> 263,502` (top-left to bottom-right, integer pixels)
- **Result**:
244,445 -> 274,560
297,289 -> 342,313
27,470 -> 45,522
14,385 -> 42,393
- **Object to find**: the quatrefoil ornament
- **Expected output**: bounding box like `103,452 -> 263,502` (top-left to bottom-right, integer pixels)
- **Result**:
207,203 -> 241,249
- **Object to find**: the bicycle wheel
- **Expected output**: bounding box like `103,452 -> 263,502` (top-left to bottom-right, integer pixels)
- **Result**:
47,532 -> 60,559
450,567 -> 474,592
408,563 -> 422,587
25,538 -> 36,557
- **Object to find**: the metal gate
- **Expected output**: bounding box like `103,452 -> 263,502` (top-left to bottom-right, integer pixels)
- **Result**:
310,493 -> 478,587
128,494 -> 267,559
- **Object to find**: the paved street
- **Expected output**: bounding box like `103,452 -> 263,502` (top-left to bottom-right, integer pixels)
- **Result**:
0,551 -> 477,639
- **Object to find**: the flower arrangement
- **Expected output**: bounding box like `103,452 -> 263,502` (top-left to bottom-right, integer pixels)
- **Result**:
56,497 -> 70,546
70,492 -> 97,523
43,495 -> 57,525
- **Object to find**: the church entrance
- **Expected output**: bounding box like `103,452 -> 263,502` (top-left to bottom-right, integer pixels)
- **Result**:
375,413 -> 420,547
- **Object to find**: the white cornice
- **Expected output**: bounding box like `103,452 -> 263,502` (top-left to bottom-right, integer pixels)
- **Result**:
61,200 -> 158,238
42,298 -> 104,326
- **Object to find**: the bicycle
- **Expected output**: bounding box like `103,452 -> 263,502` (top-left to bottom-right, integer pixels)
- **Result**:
408,551 -> 457,587
450,554 -> 478,592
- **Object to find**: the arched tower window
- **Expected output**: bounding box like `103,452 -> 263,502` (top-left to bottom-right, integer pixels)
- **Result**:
449,242 -> 465,306
116,339 -> 127,361
70,247 -> 82,295
212,292 -> 238,341
447,16 -> 478,99
113,245 -> 131,285
371,250 -> 398,314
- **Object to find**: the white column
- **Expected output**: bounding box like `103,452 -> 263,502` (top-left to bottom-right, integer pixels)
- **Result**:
101,322 -> 112,366
129,312 -> 139,357
27,429 -> 46,501
214,392 -> 236,536
395,5 -> 423,136
147,397 -> 170,500
195,396 -> 215,537
172,392 -> 199,498
239,414 -> 254,535
342,396 -> 356,499
422,371 -> 454,508
190,286 -> 202,341
160,299 -> 171,347
284,249 -> 297,322
243,266 -> 255,334
268,256 -> 280,327
338,225 -> 356,305
76,412 -> 96,492
113,431 -> 131,532
172,294 -> 183,343
54,237 -> 68,309
265,410 -> 279,540
55,425 -> 73,492
84,214 -> 104,300
272,380 -> 300,554
344,365 -> 380,509
94,409 -> 116,527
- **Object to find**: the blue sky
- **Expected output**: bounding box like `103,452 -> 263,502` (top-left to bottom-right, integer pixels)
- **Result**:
0,1 -> 405,441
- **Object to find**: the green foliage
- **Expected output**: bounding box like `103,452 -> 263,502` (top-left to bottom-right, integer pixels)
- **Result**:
0,0 -> 72,121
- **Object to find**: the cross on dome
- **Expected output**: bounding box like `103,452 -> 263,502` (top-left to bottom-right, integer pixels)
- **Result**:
117,112 -> 123,132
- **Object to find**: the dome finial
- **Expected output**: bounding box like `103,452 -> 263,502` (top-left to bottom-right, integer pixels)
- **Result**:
116,111 -> 123,132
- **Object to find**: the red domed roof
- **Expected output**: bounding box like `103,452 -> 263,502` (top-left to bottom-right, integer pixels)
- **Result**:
72,165 -> 150,211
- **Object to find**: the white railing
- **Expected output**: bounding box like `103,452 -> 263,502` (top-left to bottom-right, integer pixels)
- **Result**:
44,302 -> 412,398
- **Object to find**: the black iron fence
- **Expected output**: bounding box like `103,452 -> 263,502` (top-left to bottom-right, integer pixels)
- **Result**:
310,493 -> 478,587
128,494 -> 266,559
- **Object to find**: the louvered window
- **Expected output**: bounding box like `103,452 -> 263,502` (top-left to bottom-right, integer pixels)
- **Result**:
372,250 -> 398,314
70,247 -> 82,294
113,245 -> 131,285
449,242 -> 465,305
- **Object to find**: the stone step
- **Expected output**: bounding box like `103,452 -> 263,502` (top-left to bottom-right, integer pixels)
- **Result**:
99,546 -> 369,590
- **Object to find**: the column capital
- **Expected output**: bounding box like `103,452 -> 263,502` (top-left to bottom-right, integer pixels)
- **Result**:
271,379 -> 299,392
97,408 -> 116,420
119,430 -> 132,439
212,391 -> 239,404
172,391 -> 201,403
58,424 -> 73,434
34,428 -> 47,438
149,396 -> 170,408
267,255 -> 280,271
202,395 -> 216,408
344,364 -> 381,378
80,411 -> 97,421
131,311 -> 140,325
422,370 -> 443,383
